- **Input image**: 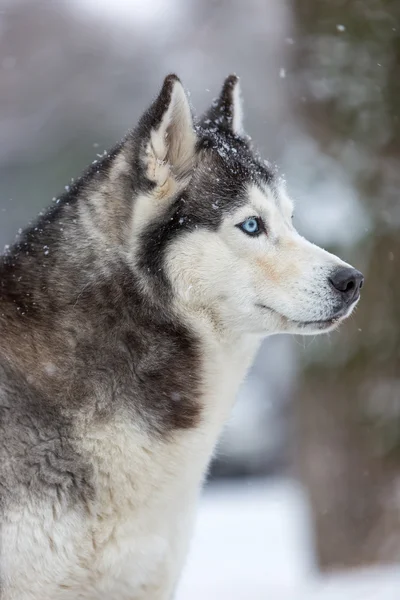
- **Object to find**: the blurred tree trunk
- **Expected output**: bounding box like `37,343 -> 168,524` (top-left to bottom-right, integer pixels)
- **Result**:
295,232 -> 400,569
290,0 -> 400,570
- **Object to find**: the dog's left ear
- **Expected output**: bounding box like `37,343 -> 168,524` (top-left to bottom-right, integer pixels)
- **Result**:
201,74 -> 244,136
138,74 -> 196,191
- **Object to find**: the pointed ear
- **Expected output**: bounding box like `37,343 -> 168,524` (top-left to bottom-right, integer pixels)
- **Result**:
201,74 -> 244,136
139,74 -> 196,192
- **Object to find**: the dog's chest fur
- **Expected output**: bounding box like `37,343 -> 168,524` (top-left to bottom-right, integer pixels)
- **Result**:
3,334 -> 258,600
82,335 -> 257,596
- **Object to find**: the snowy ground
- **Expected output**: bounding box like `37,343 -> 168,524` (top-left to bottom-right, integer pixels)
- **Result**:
176,478 -> 400,600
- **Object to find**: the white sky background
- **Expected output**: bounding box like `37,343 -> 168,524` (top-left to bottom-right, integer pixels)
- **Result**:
71,0 -> 182,27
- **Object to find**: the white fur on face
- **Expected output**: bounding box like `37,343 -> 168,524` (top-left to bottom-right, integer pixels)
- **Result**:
166,183 -> 357,337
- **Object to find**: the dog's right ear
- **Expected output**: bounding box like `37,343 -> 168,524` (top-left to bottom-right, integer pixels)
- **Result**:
136,75 -> 196,196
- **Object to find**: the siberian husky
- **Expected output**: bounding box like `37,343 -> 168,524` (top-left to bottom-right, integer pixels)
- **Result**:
0,74 -> 363,599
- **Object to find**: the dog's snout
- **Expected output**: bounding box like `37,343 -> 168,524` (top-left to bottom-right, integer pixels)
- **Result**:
329,267 -> 364,304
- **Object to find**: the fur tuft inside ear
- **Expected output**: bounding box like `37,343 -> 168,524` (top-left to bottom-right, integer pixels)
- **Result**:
201,74 -> 244,136
142,74 -> 196,194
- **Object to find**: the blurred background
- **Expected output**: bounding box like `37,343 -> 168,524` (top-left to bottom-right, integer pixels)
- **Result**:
1,0 -> 399,597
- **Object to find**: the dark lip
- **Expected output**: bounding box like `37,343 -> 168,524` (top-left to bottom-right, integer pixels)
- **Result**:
256,297 -> 359,328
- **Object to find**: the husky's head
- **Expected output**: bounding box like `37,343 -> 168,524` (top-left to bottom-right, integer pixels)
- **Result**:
125,74 -> 363,336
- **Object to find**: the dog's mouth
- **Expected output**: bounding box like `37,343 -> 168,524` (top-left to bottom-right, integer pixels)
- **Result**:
257,297 -> 359,331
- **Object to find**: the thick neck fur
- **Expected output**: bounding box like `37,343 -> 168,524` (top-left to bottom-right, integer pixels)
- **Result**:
0,152 -> 258,446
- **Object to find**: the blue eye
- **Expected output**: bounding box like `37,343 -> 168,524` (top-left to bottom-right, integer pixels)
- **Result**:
237,217 -> 263,236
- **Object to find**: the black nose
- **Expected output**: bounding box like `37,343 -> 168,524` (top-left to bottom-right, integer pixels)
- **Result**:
329,267 -> 364,304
